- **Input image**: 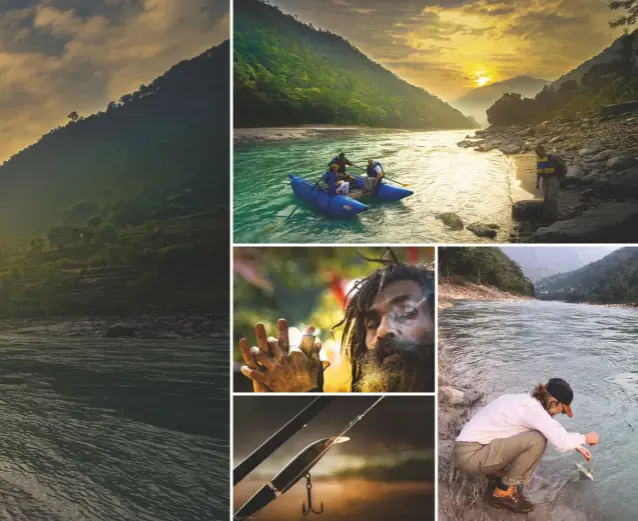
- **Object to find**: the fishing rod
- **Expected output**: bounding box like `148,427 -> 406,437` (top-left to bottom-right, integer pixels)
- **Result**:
234,396 -> 337,485
234,396 -> 385,521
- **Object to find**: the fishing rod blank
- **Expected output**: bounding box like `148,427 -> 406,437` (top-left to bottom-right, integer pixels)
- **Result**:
234,396 -> 337,485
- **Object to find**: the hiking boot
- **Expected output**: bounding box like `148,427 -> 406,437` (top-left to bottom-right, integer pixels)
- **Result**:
486,486 -> 534,514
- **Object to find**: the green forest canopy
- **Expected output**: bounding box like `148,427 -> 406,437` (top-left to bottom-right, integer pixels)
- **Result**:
234,0 -> 474,129
536,247 -> 638,304
438,247 -> 535,297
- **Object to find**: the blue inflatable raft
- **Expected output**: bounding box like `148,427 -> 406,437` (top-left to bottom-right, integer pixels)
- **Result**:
289,174 -> 368,218
288,173 -> 413,218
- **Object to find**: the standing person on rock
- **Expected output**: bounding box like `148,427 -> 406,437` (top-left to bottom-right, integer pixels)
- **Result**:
535,145 -> 566,222
453,378 -> 599,514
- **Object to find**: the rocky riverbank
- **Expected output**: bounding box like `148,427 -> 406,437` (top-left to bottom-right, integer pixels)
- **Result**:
0,313 -> 227,339
459,108 -> 638,242
438,281 -> 535,309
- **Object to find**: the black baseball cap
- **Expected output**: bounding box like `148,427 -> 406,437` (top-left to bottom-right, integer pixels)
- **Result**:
547,378 -> 574,417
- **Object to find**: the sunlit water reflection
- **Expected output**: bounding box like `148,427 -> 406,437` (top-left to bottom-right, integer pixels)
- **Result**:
234,129 -> 525,244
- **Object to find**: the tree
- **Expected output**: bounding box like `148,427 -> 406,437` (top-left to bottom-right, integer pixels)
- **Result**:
68,111 -> 79,122
609,0 -> 638,27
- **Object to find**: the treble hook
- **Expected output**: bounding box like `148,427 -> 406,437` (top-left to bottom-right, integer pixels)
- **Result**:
302,473 -> 323,516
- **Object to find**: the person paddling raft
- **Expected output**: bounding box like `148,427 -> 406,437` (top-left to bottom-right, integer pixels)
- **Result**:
364,159 -> 385,192
322,163 -> 350,195
329,152 -> 353,174
454,378 -> 599,514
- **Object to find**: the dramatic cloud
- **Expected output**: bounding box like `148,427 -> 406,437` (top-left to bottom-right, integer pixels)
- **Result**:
270,0 -> 625,101
0,0 -> 228,162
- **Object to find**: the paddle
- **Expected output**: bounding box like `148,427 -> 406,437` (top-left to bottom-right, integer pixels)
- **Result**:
264,178 -> 322,232
350,163 -> 411,187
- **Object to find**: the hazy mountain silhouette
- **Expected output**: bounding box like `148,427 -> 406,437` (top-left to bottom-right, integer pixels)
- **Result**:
500,246 -> 620,282
452,76 -> 548,126
551,30 -> 638,88
536,247 -> 638,303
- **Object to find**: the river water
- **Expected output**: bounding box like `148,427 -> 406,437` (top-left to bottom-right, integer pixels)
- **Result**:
440,300 -> 638,521
0,332 -> 228,521
234,128 -> 530,244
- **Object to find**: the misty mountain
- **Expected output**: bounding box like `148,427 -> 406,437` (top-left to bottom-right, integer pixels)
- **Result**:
499,247 -> 619,283
551,30 -> 638,88
452,76 -> 548,126
536,248 -> 638,304
234,0 -> 475,130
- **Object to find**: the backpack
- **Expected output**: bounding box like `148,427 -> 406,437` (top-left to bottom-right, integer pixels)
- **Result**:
551,155 -> 567,179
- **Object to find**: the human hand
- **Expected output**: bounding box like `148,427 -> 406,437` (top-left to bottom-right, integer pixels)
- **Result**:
239,319 -> 330,392
239,321 -> 288,392
575,446 -> 591,462
585,432 -> 599,446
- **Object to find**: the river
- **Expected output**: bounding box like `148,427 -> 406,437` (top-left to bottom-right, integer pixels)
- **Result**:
234,128 -> 532,244
440,300 -> 638,521
0,332 -> 228,521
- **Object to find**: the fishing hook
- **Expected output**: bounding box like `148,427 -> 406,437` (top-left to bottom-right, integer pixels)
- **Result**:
302,473 -> 323,516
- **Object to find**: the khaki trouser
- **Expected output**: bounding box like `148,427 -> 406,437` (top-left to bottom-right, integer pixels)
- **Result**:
541,176 -> 559,220
453,431 -> 547,486
363,177 -> 377,190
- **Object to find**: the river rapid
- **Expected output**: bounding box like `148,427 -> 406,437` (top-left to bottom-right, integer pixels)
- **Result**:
440,300 -> 638,521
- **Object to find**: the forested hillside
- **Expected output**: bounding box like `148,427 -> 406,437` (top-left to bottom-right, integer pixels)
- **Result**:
439,247 -> 534,297
234,0 -> 474,129
537,247 -> 638,304
0,41 -> 229,318
486,31 -> 638,126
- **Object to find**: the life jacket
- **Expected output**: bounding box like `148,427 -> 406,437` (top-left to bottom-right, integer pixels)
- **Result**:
367,162 -> 382,177
322,171 -> 337,194
537,155 -> 566,179
329,156 -> 347,172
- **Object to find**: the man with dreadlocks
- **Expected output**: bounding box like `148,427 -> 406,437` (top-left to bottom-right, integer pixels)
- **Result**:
238,250 -> 435,392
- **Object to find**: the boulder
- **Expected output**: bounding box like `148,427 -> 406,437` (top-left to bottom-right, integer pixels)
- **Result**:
457,140 -> 473,148
512,200 -> 544,221
439,386 -> 483,407
531,203 -> 638,242
606,155 -> 638,172
579,141 -> 607,157
594,167 -> 638,197
549,135 -> 566,144
589,149 -> 616,162
565,165 -> 587,182
467,222 -> 498,238
499,142 -> 524,154
435,212 -> 464,230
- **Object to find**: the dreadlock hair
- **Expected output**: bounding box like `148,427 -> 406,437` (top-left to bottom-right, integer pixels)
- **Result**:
332,248 -> 435,392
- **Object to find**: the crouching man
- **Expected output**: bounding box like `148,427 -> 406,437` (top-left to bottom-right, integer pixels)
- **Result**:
453,378 -> 599,514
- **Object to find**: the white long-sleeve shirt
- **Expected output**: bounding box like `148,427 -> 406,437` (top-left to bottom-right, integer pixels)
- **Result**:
456,393 -> 586,452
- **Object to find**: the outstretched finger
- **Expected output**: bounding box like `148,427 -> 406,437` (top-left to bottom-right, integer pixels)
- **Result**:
239,338 -> 258,368
268,336 -> 285,360
309,340 -> 322,361
255,323 -> 270,354
277,319 -> 290,354
252,346 -> 276,371
241,366 -> 268,385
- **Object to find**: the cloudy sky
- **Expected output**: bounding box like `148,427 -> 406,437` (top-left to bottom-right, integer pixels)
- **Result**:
0,0 -> 228,162
269,0 -> 626,101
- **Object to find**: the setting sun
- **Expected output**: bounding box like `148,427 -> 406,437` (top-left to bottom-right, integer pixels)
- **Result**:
476,75 -> 491,87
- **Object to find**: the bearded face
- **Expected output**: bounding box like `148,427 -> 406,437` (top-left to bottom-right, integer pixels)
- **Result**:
356,279 -> 434,392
